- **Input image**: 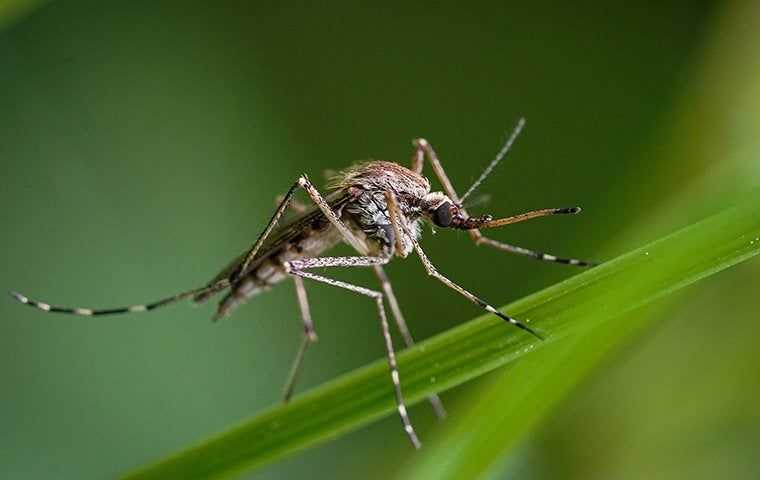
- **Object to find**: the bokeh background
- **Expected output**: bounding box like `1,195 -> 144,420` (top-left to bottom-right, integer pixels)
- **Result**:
1,1 -> 759,479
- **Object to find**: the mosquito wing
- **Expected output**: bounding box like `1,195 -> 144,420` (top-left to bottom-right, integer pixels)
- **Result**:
194,190 -> 352,302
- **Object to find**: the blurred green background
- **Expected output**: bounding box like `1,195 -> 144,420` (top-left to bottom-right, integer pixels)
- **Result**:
2,1 -> 758,479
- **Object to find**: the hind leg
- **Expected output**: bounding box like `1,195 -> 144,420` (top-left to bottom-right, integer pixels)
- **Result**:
281,275 -> 317,402
285,255 -> 422,448
373,264 -> 446,420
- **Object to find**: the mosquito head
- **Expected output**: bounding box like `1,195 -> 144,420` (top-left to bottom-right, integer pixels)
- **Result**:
420,192 -> 453,227
421,191 -> 488,229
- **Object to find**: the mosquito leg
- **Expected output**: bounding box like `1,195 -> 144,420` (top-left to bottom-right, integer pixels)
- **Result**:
293,275 -> 317,341
384,190 -> 447,417
383,191 -> 406,257
413,241 -> 543,339
290,271 -> 421,448
373,265 -> 446,420
410,135 -> 519,232
411,138 -> 480,244
235,181 -> 301,279
282,335 -> 309,402
411,138 -> 463,206
282,275 -> 317,403
386,188 -> 542,340
476,207 -> 597,266
12,174 -> 359,319
275,194 -> 308,214
9,277 -> 230,317
284,255 -> 421,448
475,236 -> 597,266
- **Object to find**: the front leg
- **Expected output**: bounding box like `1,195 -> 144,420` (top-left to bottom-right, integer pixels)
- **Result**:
386,189 -> 543,340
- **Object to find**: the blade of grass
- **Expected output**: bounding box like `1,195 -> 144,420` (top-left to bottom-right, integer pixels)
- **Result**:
124,191 -> 760,479
401,270 -> 690,479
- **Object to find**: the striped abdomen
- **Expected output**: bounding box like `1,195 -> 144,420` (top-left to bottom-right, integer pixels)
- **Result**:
211,219 -> 345,319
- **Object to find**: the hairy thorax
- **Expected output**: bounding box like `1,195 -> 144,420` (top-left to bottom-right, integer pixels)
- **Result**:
335,161 -> 429,257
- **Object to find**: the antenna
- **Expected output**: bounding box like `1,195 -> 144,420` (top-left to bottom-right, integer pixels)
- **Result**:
459,117 -> 525,204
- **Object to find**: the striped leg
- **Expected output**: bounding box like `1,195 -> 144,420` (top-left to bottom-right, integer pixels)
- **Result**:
385,189 -> 542,340
474,236 -> 596,266
8,179 -> 340,317
412,241 -> 543,340
411,136 -> 596,267
282,275 -> 317,403
373,265 -> 447,420
284,255 -> 422,449
474,207 -> 597,266
9,174 -> 364,319
9,278 -> 230,317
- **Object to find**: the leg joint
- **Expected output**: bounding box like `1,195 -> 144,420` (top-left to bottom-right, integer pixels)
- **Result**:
304,326 -> 318,342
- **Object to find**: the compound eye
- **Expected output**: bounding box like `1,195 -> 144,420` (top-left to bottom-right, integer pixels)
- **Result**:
432,202 -> 453,227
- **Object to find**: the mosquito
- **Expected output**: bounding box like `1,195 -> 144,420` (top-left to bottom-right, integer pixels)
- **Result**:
10,118 -> 595,448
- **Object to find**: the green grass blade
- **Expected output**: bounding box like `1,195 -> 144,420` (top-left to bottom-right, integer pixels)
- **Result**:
123,192 -> 760,480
